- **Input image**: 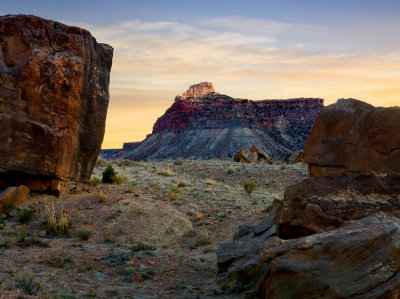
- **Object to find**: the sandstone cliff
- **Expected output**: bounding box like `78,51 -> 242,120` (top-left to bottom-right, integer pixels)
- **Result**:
0,14 -> 113,192
119,82 -> 324,160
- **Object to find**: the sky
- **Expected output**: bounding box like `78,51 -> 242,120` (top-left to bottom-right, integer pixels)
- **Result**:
2,0 -> 400,148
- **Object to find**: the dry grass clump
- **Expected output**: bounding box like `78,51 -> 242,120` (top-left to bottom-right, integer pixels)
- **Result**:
225,164 -> 236,175
204,178 -> 217,185
44,204 -> 71,234
98,191 -> 107,203
243,180 -> 257,194
169,186 -> 179,200
158,168 -> 174,177
95,157 -> 108,168
90,177 -> 102,186
75,225 -> 93,241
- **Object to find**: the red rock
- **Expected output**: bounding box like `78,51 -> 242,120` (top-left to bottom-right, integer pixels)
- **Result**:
135,272 -> 144,283
304,99 -> 400,177
0,185 -> 30,213
276,172 -> 400,239
259,213 -> 400,298
117,83 -> 323,160
0,15 -> 113,192
287,150 -> 304,164
234,147 -> 258,163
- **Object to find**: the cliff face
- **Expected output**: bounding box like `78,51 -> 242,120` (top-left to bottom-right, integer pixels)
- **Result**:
0,15 -> 113,191
119,82 -> 324,160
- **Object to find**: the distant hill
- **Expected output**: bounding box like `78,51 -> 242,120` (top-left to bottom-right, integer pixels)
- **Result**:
104,82 -> 324,160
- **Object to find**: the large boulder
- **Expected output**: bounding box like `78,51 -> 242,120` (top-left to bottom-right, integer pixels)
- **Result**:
0,15 -> 113,192
304,99 -> 400,177
234,147 -> 258,163
259,213 -> 400,298
275,172 -> 400,239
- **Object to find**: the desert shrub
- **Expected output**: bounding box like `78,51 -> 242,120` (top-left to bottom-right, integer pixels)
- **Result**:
75,225 -> 93,241
118,160 -> 133,167
194,235 -> 212,246
157,168 -> 174,177
19,208 -> 34,223
131,242 -> 156,252
204,178 -> 216,185
90,177 -> 102,186
102,165 -> 126,184
98,191 -> 106,203
279,164 -> 286,170
95,157 -> 108,168
243,181 -> 257,194
173,158 -> 184,165
177,181 -> 187,188
112,174 -> 127,184
102,165 -> 116,183
225,164 -> 236,175
169,187 -> 179,201
16,274 -> 40,295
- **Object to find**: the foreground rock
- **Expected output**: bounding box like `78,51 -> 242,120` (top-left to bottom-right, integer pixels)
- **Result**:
260,213 -> 400,298
0,15 -> 113,192
276,171 -> 400,238
304,99 -> 400,177
117,82 -> 323,160
0,185 -> 30,213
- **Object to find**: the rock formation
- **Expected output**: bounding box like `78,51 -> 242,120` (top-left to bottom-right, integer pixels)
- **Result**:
217,99 -> 400,297
304,98 -> 400,177
118,82 -> 323,160
234,145 -> 272,163
260,213 -> 400,298
0,185 -> 30,213
0,15 -> 113,192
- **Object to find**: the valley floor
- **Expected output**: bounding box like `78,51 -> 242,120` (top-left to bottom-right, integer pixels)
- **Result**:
0,159 -> 307,298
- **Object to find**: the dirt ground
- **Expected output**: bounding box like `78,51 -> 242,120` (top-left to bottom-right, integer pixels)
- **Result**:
0,159 -> 307,298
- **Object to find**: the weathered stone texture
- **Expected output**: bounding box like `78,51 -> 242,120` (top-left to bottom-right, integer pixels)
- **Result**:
0,14 -> 113,191
304,99 -> 400,176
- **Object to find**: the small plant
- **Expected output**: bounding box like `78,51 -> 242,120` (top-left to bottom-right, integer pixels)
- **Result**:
44,204 -> 71,234
131,242 -> 156,252
173,158 -> 184,165
75,225 -> 93,241
98,191 -> 106,203
95,157 -> 108,168
103,232 -> 116,244
243,180 -> 257,194
279,164 -> 286,170
225,164 -> 235,175
19,208 -> 34,223
141,269 -> 155,280
157,168 -> 174,177
204,178 -> 216,185
102,165 -> 116,183
169,188 -> 178,201
90,177 -> 102,186
177,181 -> 187,188
194,235 -> 212,246
203,247 -> 215,253
112,175 -> 127,184
16,274 -> 41,295
119,160 -> 133,167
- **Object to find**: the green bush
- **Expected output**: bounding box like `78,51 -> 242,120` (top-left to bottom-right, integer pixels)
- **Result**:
19,208 -> 34,223
90,177 -> 102,186
102,165 -> 116,183
243,181 -> 257,194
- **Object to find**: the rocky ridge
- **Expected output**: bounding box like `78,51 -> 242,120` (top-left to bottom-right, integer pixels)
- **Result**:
117,82 -> 323,160
217,99 -> 400,297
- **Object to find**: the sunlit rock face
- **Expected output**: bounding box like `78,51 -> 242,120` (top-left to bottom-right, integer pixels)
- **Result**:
120,82 -> 324,160
0,14 -> 113,192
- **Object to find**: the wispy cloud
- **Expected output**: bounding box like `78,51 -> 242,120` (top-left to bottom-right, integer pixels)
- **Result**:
68,17 -> 400,148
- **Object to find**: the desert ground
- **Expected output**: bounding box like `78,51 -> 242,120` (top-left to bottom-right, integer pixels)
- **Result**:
0,159 -> 307,298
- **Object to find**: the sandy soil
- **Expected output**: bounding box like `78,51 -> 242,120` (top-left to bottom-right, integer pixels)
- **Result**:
0,159 -> 307,298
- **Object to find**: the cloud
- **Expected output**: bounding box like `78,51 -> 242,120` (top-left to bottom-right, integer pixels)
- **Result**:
67,17 -> 400,148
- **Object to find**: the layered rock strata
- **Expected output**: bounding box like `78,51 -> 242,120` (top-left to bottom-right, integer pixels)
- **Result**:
0,14 -> 113,192
119,82 -> 323,160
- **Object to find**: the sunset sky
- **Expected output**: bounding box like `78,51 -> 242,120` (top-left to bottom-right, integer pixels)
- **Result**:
2,0 -> 400,148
